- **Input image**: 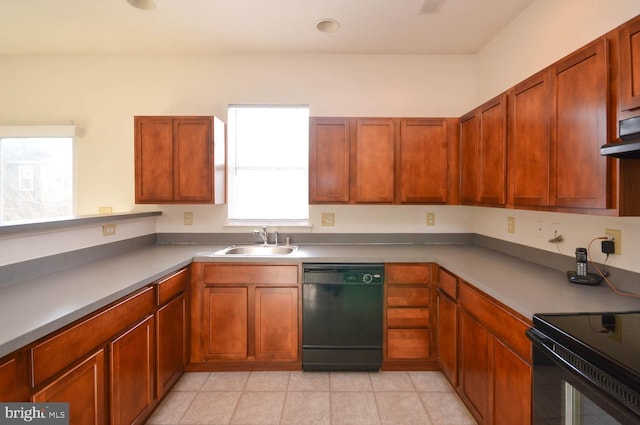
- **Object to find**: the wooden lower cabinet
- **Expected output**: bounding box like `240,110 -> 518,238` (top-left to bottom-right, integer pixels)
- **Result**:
110,315 -> 155,425
457,282 -> 533,425
491,337 -> 532,425
383,263 -> 436,369
203,286 -> 249,360
255,287 -> 298,361
459,310 -> 490,422
190,263 -> 300,369
436,289 -> 458,386
21,268 -> 189,425
0,353 -> 28,401
32,350 -> 106,425
156,294 -> 186,398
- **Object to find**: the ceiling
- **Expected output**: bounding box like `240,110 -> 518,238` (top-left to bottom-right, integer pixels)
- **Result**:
0,0 -> 535,55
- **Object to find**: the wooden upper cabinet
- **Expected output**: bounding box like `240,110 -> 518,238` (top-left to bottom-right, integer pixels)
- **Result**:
398,119 -> 454,204
460,94 -> 507,206
508,70 -> 551,207
619,15 -> 640,112
309,118 -> 351,203
477,94 -> 508,206
459,112 -> 479,205
135,116 -> 225,204
354,118 -> 395,203
550,39 -> 609,209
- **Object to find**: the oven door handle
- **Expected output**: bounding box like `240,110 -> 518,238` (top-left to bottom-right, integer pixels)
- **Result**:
526,328 -> 554,352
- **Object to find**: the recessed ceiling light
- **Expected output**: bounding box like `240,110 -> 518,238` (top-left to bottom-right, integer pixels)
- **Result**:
316,19 -> 340,33
127,0 -> 156,11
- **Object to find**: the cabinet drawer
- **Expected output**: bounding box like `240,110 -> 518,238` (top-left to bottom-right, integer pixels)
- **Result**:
387,329 -> 430,359
387,308 -> 429,328
157,267 -> 188,306
387,286 -> 429,307
31,286 -> 154,387
203,264 -> 298,285
437,267 -> 457,299
386,264 -> 430,284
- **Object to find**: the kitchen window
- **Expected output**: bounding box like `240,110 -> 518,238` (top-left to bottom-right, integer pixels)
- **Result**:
227,105 -> 309,224
0,126 -> 75,225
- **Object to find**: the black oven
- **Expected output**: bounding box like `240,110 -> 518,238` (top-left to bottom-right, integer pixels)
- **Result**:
527,312 -> 640,425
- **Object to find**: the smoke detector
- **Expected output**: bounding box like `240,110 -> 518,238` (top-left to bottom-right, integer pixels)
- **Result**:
418,0 -> 446,14
127,0 -> 156,11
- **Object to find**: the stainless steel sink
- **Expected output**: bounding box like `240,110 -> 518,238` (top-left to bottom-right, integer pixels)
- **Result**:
214,245 -> 299,256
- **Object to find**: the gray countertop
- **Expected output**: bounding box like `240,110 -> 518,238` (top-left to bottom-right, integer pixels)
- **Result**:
1,243 -> 639,358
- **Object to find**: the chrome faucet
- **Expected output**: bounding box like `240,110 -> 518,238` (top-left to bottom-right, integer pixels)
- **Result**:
253,226 -> 269,245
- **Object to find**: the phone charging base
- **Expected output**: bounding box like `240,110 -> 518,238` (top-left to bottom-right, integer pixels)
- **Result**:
566,271 -> 603,286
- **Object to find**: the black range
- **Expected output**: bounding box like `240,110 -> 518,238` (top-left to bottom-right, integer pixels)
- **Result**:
527,311 -> 640,424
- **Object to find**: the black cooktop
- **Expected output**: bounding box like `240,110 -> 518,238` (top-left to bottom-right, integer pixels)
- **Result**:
533,311 -> 640,380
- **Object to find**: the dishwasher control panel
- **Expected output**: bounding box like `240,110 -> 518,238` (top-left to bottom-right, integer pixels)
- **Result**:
303,264 -> 384,284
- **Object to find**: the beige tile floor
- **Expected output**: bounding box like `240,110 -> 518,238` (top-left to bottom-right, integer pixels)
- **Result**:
147,370 -> 477,425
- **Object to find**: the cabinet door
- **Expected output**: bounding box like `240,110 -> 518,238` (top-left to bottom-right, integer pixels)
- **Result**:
110,316 -> 155,425
254,287 -> 299,361
309,118 -> 351,203
436,290 -> 458,386
156,294 -> 185,399
509,70 -> 551,207
491,337 -> 532,425
459,310 -> 488,424
135,117 -> 174,202
203,286 -> 248,360
0,355 -> 28,401
477,94 -> 508,206
550,39 -> 608,209
460,112 -> 479,205
355,118 -> 395,203
619,16 -> 640,111
173,118 -> 213,202
33,350 -> 106,425
398,119 -> 449,203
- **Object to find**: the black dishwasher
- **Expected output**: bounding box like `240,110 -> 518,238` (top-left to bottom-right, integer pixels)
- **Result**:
302,263 -> 384,371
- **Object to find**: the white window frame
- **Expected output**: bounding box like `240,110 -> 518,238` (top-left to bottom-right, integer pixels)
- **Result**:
226,105 -> 310,226
0,125 -> 76,225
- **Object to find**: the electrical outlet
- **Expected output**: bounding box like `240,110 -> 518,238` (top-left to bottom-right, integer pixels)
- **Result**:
536,220 -> 544,239
426,212 -> 436,226
507,216 -> 516,234
184,212 -> 193,226
102,224 -> 116,236
605,228 -> 621,254
98,206 -> 112,214
321,212 -> 335,227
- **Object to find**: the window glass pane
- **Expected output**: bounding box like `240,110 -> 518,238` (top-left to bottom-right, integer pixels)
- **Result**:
0,137 -> 73,224
228,105 -> 309,222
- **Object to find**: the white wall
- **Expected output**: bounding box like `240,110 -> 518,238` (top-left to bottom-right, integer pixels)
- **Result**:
2,0 -> 640,273
473,0 -> 640,273
0,53 -> 477,240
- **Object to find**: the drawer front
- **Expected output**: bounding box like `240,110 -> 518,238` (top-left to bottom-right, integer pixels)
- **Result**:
31,286 -> 155,388
157,267 -> 188,306
437,267 -> 457,299
387,329 -> 430,359
387,308 -> 429,328
387,286 -> 429,307
203,264 -> 298,285
386,263 -> 431,284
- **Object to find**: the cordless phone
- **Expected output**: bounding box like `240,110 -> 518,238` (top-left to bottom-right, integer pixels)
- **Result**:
567,247 -> 602,285
576,248 -> 588,276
